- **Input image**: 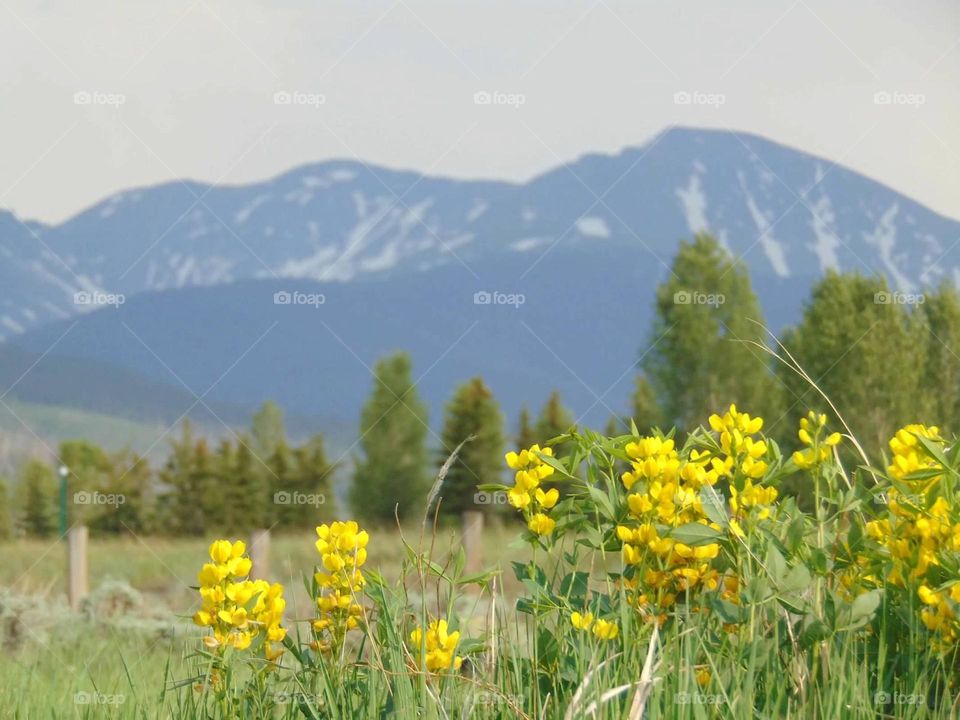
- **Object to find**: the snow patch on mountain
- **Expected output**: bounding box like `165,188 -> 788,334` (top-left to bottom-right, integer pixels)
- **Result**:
676,171 -> 709,235
234,194 -> 273,225
738,173 -> 790,277
806,192 -> 841,272
863,204 -> 912,291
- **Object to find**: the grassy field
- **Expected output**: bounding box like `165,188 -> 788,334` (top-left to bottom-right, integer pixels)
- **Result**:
3,416 -> 960,718
0,524 -> 529,718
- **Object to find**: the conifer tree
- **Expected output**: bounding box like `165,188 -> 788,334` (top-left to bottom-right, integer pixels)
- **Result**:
438,377 -> 505,517
534,390 -> 575,447
515,406 -> 537,451
631,375 -> 664,434
0,480 -> 12,540
644,233 -> 782,433
16,460 -> 57,537
350,352 -> 430,521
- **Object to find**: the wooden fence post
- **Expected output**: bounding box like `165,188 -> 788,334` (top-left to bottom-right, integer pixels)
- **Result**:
462,511 -> 484,575
250,529 -> 271,580
68,525 -> 88,610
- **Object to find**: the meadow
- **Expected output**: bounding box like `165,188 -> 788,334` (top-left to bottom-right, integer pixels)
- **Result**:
2,406 -> 960,718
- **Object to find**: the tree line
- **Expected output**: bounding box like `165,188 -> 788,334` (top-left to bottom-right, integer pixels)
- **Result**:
2,233 -> 956,536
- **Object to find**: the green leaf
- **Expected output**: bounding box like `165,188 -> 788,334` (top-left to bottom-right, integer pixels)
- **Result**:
849,589 -> 881,624
765,544 -> 787,583
668,522 -> 723,546
699,485 -> 728,526
584,484 -> 617,521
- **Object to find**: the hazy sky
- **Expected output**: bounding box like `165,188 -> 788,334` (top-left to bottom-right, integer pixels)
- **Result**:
1,0 -> 957,224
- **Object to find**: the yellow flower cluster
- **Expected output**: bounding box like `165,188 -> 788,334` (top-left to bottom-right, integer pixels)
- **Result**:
193,540 -> 287,661
506,445 -> 559,536
865,425 -> 960,644
313,522 -> 369,650
792,411 -> 841,469
617,433 -> 722,617
708,404 -> 768,480
410,619 -> 463,672
570,611 -> 619,640
888,424 -> 944,484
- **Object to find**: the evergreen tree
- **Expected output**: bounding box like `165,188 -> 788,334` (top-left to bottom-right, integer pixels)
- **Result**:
0,480 -> 13,540
438,377 -> 505,518
92,451 -> 151,534
917,284 -> 960,430
350,353 -> 430,522
295,435 -> 336,523
643,233 -> 783,433
232,436 -> 270,531
515,406 -> 537,451
631,375 -> 664,434
159,422 -> 206,535
16,460 -> 57,537
534,390 -> 575,447
59,440 -> 109,527
268,440 -> 297,527
779,272 -> 925,458
252,400 -> 286,461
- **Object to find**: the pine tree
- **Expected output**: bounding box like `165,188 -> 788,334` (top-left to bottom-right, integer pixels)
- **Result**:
92,451 -> 151,534
778,272 -> 925,458
0,480 -> 13,540
268,440 -> 297,528
252,401 -> 286,461
59,440 -> 109,527
515,406 -> 537,451
350,353 -> 430,522
438,377 -> 505,518
159,422 -> 206,535
631,375 -> 664,434
232,436 -> 269,531
643,233 -> 783,433
16,460 -> 57,537
534,391 -> 575,447
295,435 -> 336,524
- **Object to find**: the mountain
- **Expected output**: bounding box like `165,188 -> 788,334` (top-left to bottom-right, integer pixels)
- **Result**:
2,126 -> 958,430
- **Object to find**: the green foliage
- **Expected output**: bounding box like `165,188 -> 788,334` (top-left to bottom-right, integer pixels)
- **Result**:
515,405 -> 537,451
0,480 -> 12,540
438,377 -> 505,517
644,233 -> 783,433
917,283 -> 960,430
251,400 -> 285,460
351,352 -> 430,522
779,272 -> 926,457
15,460 -> 57,537
631,374 -> 664,433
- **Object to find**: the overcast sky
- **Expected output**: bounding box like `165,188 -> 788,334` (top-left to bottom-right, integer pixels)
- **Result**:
1,0 -> 957,224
